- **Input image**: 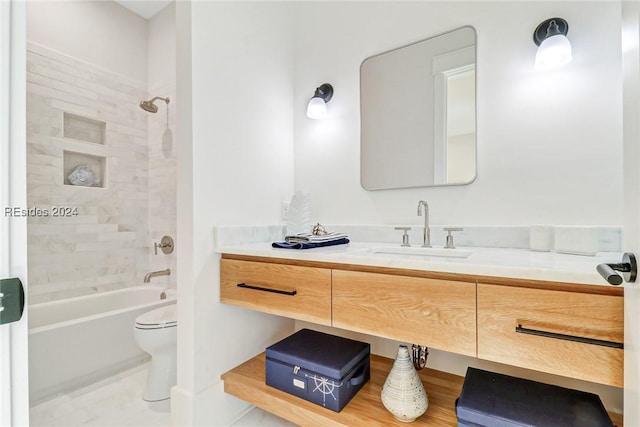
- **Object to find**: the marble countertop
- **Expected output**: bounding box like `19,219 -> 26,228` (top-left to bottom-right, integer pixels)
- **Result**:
215,241 -> 625,287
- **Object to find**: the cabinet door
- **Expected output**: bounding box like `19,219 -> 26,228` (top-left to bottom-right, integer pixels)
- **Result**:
477,284 -> 623,387
220,259 -> 331,325
332,270 -> 476,356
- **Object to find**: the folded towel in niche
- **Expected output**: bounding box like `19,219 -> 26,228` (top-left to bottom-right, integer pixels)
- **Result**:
284,232 -> 349,244
272,238 -> 350,250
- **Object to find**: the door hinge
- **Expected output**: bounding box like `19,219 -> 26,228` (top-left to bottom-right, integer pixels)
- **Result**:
0,278 -> 25,325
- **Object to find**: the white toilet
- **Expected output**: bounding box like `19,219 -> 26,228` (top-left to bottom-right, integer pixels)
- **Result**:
134,303 -> 177,401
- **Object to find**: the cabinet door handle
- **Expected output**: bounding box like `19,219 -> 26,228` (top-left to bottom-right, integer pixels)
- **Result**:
515,325 -> 623,349
236,282 -> 297,296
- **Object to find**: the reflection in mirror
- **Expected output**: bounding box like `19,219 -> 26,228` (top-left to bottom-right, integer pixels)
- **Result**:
360,26 -> 476,190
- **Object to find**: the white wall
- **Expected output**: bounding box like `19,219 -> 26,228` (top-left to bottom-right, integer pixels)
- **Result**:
27,0 -> 148,83
174,2 -> 295,425
293,2 -> 623,227
148,3 -> 176,89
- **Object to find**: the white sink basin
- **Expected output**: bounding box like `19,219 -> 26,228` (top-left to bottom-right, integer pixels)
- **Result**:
369,246 -> 473,259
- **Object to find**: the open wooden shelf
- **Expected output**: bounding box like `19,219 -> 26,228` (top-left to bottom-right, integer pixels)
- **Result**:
221,353 -> 624,427
222,352 -> 462,426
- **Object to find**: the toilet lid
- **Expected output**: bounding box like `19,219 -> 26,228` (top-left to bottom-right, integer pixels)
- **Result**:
135,304 -> 177,329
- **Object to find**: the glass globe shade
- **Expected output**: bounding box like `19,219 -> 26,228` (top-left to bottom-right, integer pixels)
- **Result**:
535,34 -> 572,70
306,97 -> 327,119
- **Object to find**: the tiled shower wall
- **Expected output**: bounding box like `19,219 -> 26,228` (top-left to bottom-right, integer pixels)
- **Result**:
147,82 -> 177,290
26,43 -> 151,304
146,3 -> 177,290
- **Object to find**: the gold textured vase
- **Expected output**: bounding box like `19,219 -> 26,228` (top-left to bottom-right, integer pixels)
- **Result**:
381,345 -> 428,422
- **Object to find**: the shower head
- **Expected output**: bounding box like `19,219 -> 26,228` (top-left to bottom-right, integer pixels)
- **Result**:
139,96 -> 170,113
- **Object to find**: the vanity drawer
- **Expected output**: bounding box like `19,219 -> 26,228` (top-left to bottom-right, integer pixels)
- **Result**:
220,259 -> 331,325
477,284 -> 623,387
332,270 -> 476,356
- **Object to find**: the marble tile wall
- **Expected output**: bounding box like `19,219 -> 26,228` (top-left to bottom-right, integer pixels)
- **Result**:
147,82 -> 176,289
26,43 -> 152,304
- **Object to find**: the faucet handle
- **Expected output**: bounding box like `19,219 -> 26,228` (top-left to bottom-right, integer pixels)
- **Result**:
444,227 -> 463,249
154,235 -> 174,255
394,227 -> 412,247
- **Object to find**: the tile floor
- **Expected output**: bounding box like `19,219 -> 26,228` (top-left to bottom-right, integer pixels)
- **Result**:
30,363 -> 171,427
29,362 -> 296,427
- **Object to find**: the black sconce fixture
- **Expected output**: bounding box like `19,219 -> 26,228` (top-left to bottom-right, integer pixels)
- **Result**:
306,83 -> 334,119
533,17 -> 572,70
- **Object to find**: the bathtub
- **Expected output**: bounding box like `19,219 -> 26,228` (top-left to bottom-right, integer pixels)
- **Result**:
28,286 -> 176,405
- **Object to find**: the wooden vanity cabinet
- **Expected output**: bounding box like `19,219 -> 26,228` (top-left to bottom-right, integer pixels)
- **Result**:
220,258 -> 332,326
332,270 -> 477,357
219,255 -> 626,427
220,255 -> 624,388
477,283 -> 624,387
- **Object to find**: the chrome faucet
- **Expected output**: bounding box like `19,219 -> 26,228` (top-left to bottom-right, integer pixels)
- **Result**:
144,268 -> 170,283
417,200 -> 431,248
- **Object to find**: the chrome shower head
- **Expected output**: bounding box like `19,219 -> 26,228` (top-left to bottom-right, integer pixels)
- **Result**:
139,96 -> 170,113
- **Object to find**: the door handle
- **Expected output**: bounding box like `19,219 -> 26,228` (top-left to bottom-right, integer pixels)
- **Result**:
0,278 -> 25,325
597,252 -> 637,285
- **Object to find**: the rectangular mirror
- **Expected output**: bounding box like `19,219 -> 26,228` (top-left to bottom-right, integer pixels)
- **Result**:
360,26 -> 477,190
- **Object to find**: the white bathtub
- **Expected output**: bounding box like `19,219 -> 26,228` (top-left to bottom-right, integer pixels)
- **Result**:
28,286 -> 176,405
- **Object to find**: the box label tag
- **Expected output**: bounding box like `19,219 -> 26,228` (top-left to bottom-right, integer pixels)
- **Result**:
293,378 -> 305,389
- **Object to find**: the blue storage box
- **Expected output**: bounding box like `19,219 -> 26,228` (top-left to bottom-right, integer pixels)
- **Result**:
265,329 -> 370,412
455,367 -> 614,427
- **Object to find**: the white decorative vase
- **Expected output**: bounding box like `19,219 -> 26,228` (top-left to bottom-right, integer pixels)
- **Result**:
381,345 -> 428,422
286,191 -> 312,235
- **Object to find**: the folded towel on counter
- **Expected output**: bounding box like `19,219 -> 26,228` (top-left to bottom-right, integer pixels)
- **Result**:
272,237 -> 350,250
284,232 -> 349,244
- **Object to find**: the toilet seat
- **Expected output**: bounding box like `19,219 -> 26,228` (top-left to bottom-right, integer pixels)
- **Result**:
135,304 -> 177,330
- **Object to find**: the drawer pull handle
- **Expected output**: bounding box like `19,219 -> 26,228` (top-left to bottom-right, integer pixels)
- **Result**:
515,325 -> 623,349
237,283 -> 297,296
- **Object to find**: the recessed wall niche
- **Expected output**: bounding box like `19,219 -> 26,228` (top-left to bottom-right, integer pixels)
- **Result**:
63,113 -> 106,145
63,150 -> 106,188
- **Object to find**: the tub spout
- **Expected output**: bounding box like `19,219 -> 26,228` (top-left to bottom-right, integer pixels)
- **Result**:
144,269 -> 170,283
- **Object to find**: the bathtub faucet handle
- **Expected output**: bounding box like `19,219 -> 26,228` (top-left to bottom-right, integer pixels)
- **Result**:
154,235 -> 174,255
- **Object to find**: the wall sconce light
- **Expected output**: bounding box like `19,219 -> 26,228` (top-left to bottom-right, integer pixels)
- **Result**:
306,83 -> 334,119
533,17 -> 572,70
